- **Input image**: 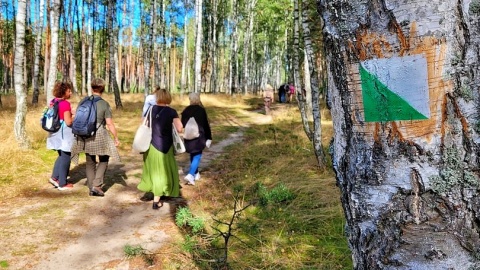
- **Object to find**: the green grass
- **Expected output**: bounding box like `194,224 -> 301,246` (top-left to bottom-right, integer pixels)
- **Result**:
0,93 -> 350,269
176,98 -> 352,269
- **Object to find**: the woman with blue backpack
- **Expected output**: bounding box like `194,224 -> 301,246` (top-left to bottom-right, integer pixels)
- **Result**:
46,81 -> 75,190
70,78 -> 121,197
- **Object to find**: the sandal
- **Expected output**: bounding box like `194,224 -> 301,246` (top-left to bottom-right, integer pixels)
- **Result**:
152,200 -> 163,210
89,186 -> 105,197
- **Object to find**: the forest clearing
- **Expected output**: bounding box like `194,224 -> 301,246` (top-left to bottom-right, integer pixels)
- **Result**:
5,0 -> 480,268
0,93 -> 351,269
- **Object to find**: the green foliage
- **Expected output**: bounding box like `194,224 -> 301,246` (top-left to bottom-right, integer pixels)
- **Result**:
0,260 -> 8,268
256,182 -> 296,207
175,207 -> 205,234
123,244 -> 146,259
181,235 -> 198,253
123,244 -> 154,265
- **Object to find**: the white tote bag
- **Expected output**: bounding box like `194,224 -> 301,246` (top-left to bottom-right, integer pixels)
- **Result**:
132,106 -> 152,153
172,124 -> 186,154
183,117 -> 200,140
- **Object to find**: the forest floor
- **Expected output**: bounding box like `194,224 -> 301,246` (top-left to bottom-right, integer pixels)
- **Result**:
0,104 -> 272,270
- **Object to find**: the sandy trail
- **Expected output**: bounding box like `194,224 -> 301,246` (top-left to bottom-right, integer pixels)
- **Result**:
33,130 -> 246,270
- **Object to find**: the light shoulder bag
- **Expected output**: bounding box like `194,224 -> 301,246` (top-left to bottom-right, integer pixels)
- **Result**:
132,106 -> 153,153
172,124 -> 186,155
183,117 -> 200,140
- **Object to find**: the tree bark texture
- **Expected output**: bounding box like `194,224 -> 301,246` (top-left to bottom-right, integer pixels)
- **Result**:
46,0 -> 60,102
194,0 -> 203,93
31,0 -> 44,105
13,0 -> 29,148
319,0 -> 480,269
107,0 -> 122,108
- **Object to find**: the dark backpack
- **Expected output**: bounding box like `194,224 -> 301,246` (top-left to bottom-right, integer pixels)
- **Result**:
72,95 -> 103,138
41,99 -> 62,132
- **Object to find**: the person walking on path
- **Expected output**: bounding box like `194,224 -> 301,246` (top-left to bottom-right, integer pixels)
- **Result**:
287,83 -> 295,103
278,83 -> 288,103
181,92 -> 212,186
47,81 -> 75,190
137,89 -> 183,209
263,84 -> 275,115
142,88 -> 159,117
71,78 -> 120,197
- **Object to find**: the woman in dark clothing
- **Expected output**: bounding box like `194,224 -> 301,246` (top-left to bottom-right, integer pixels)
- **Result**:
137,89 -> 183,209
181,93 -> 212,186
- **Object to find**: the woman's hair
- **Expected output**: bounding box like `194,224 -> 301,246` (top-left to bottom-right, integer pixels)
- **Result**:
155,88 -> 172,104
91,78 -> 106,93
152,86 -> 160,95
188,92 -> 202,105
53,81 -> 73,98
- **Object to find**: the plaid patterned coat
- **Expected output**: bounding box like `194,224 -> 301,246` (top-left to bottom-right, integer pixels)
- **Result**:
71,126 -> 120,165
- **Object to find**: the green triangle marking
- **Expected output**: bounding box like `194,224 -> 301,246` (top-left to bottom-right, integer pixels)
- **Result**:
359,65 -> 428,122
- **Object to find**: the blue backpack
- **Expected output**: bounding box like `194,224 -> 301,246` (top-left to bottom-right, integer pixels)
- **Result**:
72,95 -> 103,138
41,99 -> 62,132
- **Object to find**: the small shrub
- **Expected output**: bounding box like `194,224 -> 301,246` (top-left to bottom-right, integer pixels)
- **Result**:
189,218 -> 205,234
123,244 -> 146,259
123,244 -> 155,266
0,261 -> 8,268
175,207 -> 205,233
182,235 -> 197,253
256,183 -> 296,206
176,207 -> 194,227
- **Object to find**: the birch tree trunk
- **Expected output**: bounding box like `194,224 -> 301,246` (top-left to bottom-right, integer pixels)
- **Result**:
31,0 -> 44,105
86,28 -> 93,96
242,0 -> 256,95
107,0 -> 122,108
300,0 -> 326,168
80,0 -> 87,95
180,10 -> 188,94
319,0 -> 480,269
209,0 -> 218,94
228,0 -> 238,94
13,0 -> 29,148
194,0 -> 203,93
46,0 -> 60,102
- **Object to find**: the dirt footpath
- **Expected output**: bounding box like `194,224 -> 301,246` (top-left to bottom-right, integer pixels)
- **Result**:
0,128 -> 247,270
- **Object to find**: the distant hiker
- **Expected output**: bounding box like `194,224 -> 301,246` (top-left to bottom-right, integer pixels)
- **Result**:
263,84 -> 275,115
278,83 -> 289,103
137,89 -> 183,210
142,88 -> 159,117
71,78 -> 120,197
287,83 -> 295,103
46,81 -> 75,190
181,92 -> 212,186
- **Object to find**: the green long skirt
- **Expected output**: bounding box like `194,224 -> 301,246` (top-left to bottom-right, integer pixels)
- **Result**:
138,144 -> 180,197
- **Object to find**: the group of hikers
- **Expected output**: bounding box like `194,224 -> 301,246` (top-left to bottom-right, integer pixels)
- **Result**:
44,79 -> 212,210
262,82 -> 296,114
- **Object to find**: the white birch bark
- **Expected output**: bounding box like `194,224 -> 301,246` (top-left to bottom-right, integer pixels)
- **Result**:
31,0 -> 44,104
319,0 -> 480,268
13,0 -> 29,148
181,11 -> 188,94
242,0 -> 256,94
193,0 -> 203,93
46,0 -> 60,102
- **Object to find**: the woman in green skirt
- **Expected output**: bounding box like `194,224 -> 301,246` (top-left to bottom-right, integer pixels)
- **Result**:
137,88 -> 183,209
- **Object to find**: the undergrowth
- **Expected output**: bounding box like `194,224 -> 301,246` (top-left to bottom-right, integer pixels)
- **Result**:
174,100 -> 351,269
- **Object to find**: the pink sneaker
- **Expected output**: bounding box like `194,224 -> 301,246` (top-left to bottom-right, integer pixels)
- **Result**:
49,178 -> 59,188
58,183 -> 74,191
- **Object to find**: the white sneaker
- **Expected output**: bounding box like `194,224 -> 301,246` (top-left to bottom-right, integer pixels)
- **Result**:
184,174 -> 195,185
195,172 -> 201,181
